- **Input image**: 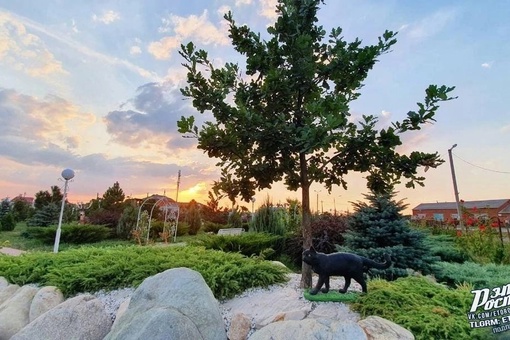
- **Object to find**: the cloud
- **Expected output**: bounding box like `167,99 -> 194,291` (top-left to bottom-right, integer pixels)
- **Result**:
130,45 -> 141,55
235,0 -> 252,6
1,10 -> 159,81
405,8 -> 457,40
92,10 -> 120,25
0,88 -> 95,143
148,10 -> 229,60
104,82 -> 200,150
259,0 -> 278,21
0,12 -> 66,77
481,62 -> 492,69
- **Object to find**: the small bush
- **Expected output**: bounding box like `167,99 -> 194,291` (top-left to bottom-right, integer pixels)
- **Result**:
352,276 -> 491,340
432,261 -> 510,289
0,245 -> 288,299
175,222 -> 189,236
203,221 -> 226,234
250,197 -> 286,236
189,232 -> 284,259
455,228 -> 509,264
424,234 -> 469,263
21,224 -> 111,244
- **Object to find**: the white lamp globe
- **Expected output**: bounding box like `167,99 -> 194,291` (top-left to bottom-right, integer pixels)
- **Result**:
61,168 -> 75,180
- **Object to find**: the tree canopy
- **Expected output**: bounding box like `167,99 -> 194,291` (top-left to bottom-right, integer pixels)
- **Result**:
178,0 -> 455,287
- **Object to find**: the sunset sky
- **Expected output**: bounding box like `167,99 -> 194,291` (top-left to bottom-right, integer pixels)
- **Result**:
1,0 -> 509,214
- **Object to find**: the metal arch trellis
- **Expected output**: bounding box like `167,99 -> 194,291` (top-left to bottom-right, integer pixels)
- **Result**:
135,195 -> 179,243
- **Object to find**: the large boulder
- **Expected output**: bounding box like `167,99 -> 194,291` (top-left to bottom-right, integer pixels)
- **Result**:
0,283 -> 20,306
29,286 -> 65,322
105,267 -> 227,340
0,285 -> 38,339
250,318 -> 367,340
11,294 -> 112,340
358,315 -> 415,340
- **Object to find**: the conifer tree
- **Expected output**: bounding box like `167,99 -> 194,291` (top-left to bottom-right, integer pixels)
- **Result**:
342,190 -> 436,280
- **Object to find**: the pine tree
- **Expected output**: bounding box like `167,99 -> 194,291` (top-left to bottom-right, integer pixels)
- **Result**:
186,200 -> 202,235
342,190 -> 436,280
26,203 -> 60,227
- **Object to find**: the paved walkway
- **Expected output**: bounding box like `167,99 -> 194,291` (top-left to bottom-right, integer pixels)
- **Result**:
0,247 -> 26,256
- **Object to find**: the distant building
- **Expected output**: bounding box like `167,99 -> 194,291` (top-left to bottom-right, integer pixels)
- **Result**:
11,195 -> 35,207
412,199 -> 510,223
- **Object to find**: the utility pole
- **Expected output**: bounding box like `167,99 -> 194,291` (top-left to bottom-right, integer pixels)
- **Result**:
448,144 -> 463,229
314,190 -> 321,213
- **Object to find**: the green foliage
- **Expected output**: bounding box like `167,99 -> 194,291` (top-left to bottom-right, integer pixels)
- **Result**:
0,199 -> 10,218
342,191 -> 437,280
21,224 -> 111,245
102,181 -> 125,210
227,208 -> 243,229
26,203 -> 60,227
432,261 -> 510,289
186,200 -> 202,235
250,197 -> 286,236
175,221 -> 189,236
117,205 -> 137,239
352,276 -> 490,340
423,234 -> 469,263
456,227 -> 508,264
0,213 -> 16,231
190,232 -> 283,259
203,221 -> 225,233
0,245 -> 288,299
11,200 -> 33,222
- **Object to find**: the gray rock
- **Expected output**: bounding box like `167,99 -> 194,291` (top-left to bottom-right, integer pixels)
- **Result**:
358,315 -> 415,340
0,276 -> 8,288
29,286 -> 64,322
11,294 -> 112,340
0,285 -> 38,339
105,267 -> 227,340
112,297 -> 130,327
0,283 -> 20,306
250,318 -> 367,340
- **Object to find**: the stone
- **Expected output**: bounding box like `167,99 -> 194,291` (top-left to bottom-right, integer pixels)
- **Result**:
112,297 -> 130,327
0,283 -> 20,306
0,276 -> 8,288
308,303 -> 361,322
0,285 -> 38,339
250,318 -> 367,340
358,315 -> 415,340
105,267 -> 227,340
29,286 -> 64,322
228,313 -> 251,340
11,294 -> 112,340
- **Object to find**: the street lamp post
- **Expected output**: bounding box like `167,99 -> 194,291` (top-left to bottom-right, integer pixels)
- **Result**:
314,190 -> 321,213
448,144 -> 463,230
53,168 -> 75,253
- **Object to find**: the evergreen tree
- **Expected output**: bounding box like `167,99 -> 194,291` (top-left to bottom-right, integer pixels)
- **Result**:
0,199 -> 10,218
50,185 -> 64,204
0,213 -> 16,231
12,199 -> 32,222
102,181 -> 125,210
117,204 -> 138,239
342,190 -> 436,280
26,203 -> 60,227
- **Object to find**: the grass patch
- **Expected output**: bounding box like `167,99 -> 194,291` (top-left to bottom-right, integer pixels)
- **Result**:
303,289 -> 359,303
0,244 -> 288,300
352,276 -> 491,340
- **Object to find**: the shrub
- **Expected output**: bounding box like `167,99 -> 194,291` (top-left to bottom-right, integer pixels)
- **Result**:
203,221 -> 225,234
175,221 -> 189,236
0,213 -> 16,231
250,197 -> 286,236
21,224 -> 111,244
352,276 -> 491,340
189,232 -> 284,259
432,261 -> 510,289
424,234 -> 469,263
0,245 -> 288,299
310,213 -> 349,254
186,200 -> 202,235
455,228 -> 508,264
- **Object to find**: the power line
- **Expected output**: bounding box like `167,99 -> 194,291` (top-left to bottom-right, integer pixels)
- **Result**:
452,152 -> 510,174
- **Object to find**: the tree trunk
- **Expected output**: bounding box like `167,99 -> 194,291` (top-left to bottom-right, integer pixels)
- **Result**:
299,152 -> 313,288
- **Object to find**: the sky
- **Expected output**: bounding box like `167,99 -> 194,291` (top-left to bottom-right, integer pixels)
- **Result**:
1,0 -> 509,215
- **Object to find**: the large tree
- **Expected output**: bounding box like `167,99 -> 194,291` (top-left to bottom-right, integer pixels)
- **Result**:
178,0 -> 455,287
